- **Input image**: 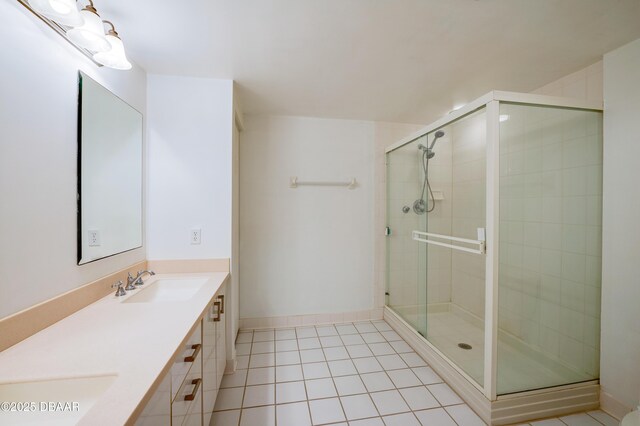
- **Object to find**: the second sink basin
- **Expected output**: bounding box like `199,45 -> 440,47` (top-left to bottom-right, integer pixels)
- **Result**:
123,278 -> 208,303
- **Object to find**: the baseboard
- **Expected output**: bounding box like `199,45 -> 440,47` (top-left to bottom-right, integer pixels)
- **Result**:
239,308 -> 384,330
147,258 -> 230,273
0,260 -> 147,352
600,390 -> 633,420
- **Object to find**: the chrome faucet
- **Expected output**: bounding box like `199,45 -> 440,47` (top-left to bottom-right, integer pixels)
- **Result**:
125,270 -> 156,290
111,280 -> 127,297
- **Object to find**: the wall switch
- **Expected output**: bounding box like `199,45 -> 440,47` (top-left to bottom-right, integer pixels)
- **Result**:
88,230 -> 100,246
190,228 -> 201,245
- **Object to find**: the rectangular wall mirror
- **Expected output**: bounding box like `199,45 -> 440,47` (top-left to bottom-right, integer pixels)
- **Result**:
78,72 -> 143,265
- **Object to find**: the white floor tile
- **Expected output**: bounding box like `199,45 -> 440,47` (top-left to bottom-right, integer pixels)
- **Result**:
387,369 -> 422,388
240,405 -> 275,426
587,410 -> 618,426
246,367 -> 275,385
346,344 -> 374,358
328,359 -> 358,377
211,409 -> 241,426
370,389 -> 410,416
381,330 -> 402,341
428,383 -> 464,406
276,350 -> 301,366
324,346 -> 350,361
445,404 -> 486,426
236,355 -> 249,370
309,397 -> 346,424
349,417 -> 384,426
399,352 -> 427,367
360,372 -> 395,392
316,325 -> 338,336
352,357 -> 383,374
236,343 -> 251,356
372,321 -> 393,332
276,381 -> 307,404
340,394 -> 379,420
251,341 -> 275,354
333,375 -> 367,396
276,401 -> 311,426
221,369 -> 248,388
276,339 -> 298,352
242,384 -> 275,407
560,412 -> 602,425
342,334 -> 366,345
399,386 -> 440,411
236,332 -> 253,344
300,348 -> 326,363
319,336 -> 344,347
298,337 -> 322,350
355,322 -> 378,334
530,419 -> 566,425
276,364 -> 304,382
336,324 -> 359,335
368,342 -> 395,356
214,387 -> 244,411
411,366 -> 443,385
414,407 -> 457,426
389,340 -> 413,353
297,327 -> 318,339
275,329 -> 297,341
303,361 -> 331,379
362,332 -> 386,344
305,377 -> 337,400
253,330 -> 275,342
249,353 -> 275,368
382,412 -> 422,426
376,354 -> 408,370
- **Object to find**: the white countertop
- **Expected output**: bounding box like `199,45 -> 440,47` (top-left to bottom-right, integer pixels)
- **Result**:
0,272 -> 229,425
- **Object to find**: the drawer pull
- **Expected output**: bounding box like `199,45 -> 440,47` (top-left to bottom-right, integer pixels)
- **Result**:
184,378 -> 202,401
184,344 -> 201,362
213,301 -> 221,322
217,294 -> 225,313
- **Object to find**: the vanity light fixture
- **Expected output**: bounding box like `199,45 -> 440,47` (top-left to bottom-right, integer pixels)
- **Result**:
29,0 -> 84,27
66,0 -> 111,52
93,21 -> 132,70
19,0 -> 132,70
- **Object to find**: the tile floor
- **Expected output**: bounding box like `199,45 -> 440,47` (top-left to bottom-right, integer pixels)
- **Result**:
211,320 -> 618,426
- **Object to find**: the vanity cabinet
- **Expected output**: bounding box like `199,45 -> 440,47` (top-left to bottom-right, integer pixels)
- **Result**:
134,284 -> 227,426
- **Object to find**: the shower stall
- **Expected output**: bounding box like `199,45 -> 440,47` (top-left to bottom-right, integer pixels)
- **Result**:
384,91 -> 603,424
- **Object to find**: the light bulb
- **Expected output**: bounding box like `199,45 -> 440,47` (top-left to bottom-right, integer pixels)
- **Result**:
93,33 -> 132,70
29,0 -> 84,27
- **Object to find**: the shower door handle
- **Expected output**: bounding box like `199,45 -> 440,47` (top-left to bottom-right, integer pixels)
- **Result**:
412,230 -> 486,255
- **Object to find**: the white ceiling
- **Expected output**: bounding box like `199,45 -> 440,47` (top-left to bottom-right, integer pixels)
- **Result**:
100,0 -> 640,124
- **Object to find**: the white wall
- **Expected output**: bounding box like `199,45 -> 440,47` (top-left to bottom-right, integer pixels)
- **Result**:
146,75 -> 233,260
601,38 -> 640,414
0,1 -> 147,319
239,115 -> 375,318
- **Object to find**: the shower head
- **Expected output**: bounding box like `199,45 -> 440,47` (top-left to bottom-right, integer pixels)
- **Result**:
428,130 -> 445,150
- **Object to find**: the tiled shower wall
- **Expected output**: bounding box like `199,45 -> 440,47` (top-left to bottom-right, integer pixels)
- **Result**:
497,103 -> 603,378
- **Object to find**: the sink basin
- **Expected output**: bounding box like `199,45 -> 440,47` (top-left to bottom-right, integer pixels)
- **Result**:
0,375 -> 117,425
123,278 -> 208,303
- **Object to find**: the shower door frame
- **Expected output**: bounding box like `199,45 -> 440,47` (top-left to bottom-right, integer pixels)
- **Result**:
385,91 -> 603,402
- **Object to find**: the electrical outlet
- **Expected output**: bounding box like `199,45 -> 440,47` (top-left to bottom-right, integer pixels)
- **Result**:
190,228 -> 201,245
88,230 -> 100,246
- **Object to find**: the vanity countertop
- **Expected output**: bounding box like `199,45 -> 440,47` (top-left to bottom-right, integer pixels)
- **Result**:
0,272 -> 229,425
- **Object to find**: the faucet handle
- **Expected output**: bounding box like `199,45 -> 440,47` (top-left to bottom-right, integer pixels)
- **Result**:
111,280 -> 127,297
134,270 -> 156,286
125,273 -> 137,291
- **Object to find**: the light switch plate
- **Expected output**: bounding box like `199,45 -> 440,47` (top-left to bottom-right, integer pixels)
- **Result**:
190,228 -> 201,245
88,230 -> 100,246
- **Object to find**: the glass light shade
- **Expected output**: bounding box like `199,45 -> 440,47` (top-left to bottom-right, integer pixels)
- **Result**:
93,35 -> 132,70
29,0 -> 84,27
67,9 -> 111,52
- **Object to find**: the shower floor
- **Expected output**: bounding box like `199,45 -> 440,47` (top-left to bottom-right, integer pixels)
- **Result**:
397,306 -> 592,395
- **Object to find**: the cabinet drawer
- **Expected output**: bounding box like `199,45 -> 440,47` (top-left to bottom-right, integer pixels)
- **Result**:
172,348 -> 202,426
171,322 -> 202,402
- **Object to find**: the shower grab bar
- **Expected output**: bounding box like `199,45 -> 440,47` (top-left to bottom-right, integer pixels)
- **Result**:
290,176 -> 357,189
412,230 -> 486,255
